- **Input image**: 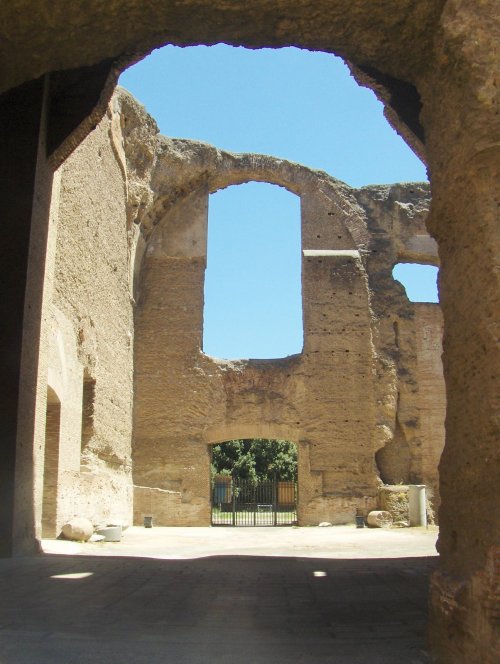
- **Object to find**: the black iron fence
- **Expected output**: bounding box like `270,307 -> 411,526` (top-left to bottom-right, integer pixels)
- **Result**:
211,476 -> 297,526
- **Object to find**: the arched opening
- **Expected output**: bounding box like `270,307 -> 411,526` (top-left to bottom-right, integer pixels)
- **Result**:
42,387 -> 61,538
210,438 -> 298,526
203,183 -> 302,359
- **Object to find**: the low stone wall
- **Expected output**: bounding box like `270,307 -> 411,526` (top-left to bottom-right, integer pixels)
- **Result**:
133,485 -> 209,526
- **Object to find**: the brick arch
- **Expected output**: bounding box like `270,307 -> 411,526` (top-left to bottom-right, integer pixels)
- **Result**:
128,136 -> 366,300
136,144 -> 363,248
127,133 -> 369,310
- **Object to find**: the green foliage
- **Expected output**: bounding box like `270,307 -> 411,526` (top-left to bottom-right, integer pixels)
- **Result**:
211,439 -> 297,482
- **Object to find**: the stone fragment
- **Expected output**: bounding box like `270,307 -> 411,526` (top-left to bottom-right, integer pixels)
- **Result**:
366,511 -> 393,528
61,517 -> 94,541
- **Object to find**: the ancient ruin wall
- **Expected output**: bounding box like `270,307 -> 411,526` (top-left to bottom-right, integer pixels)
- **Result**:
40,107 -> 135,533
352,185 -> 445,504
132,175 -> 378,526
34,88 -> 445,535
414,305 -> 445,498
112,91 -> 446,528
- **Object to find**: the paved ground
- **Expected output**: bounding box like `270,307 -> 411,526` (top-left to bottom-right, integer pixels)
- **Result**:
0,526 -> 438,663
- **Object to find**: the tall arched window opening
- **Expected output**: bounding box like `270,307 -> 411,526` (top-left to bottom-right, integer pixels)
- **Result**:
203,182 -> 302,359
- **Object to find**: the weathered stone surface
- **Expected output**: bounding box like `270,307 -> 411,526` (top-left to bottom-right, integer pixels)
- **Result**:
0,2 -> 444,180
108,90 -> 444,527
33,88 -> 445,533
61,517 -> 93,541
351,184 -> 444,502
38,101 -> 135,537
0,2 -> 443,96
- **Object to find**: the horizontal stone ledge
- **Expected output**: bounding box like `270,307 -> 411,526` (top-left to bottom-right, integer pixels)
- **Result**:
303,249 -> 361,258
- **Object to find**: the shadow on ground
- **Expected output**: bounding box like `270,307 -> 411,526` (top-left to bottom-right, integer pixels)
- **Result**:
0,553 -> 435,663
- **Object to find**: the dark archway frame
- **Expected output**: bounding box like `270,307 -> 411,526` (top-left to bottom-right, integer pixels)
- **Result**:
0,5 -> 498,663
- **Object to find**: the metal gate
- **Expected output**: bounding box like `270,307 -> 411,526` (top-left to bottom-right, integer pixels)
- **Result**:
211,476 -> 297,526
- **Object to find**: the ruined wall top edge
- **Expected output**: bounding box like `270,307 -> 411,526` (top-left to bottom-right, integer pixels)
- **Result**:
113,87 -> 430,243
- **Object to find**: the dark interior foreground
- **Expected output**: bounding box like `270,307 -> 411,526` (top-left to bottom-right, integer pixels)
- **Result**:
0,552 -> 436,664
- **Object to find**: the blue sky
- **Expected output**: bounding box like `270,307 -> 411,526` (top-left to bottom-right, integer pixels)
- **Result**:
120,45 -> 438,359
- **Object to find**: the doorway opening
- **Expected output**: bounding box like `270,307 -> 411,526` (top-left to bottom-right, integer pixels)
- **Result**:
210,438 -> 297,526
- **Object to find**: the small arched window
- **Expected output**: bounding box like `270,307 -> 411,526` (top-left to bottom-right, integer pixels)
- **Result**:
392,263 -> 439,302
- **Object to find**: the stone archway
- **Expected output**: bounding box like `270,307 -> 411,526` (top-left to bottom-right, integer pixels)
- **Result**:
1,5 -> 498,662
209,435 -> 299,527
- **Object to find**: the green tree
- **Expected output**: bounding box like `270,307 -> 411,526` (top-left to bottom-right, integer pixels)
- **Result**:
211,439 -> 297,482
